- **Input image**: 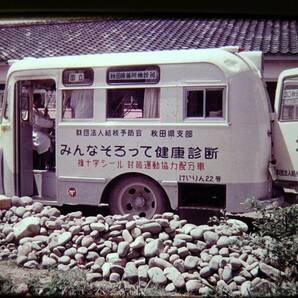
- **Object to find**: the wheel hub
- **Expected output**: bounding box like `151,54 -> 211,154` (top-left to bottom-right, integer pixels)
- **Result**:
132,195 -> 146,209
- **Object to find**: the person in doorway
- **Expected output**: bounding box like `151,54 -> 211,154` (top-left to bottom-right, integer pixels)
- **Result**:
32,93 -> 54,170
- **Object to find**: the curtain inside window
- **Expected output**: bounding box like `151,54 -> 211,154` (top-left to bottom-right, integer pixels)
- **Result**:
70,89 -> 93,119
143,88 -> 159,118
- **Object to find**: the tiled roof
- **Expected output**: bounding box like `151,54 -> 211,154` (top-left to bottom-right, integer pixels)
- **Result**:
0,18 -> 297,63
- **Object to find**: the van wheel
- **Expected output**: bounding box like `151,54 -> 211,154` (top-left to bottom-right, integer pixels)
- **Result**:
109,176 -> 168,218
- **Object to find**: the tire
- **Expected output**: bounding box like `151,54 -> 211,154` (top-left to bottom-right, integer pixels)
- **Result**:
109,175 -> 168,218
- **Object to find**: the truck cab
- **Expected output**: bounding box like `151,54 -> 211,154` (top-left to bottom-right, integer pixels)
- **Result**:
272,69 -> 298,197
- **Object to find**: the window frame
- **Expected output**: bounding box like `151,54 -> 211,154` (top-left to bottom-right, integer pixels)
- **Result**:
17,81 -> 30,122
183,86 -> 226,121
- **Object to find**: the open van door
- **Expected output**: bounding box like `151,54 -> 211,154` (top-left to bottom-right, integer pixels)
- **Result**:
15,80 -> 34,195
273,68 -> 298,186
0,76 -> 56,198
0,81 -> 16,196
0,79 -> 34,196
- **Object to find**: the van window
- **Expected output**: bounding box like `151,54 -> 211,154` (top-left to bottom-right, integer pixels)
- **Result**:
62,89 -> 94,119
15,80 -> 56,121
280,76 -> 298,121
107,88 -> 159,119
186,88 -> 223,118
19,83 -> 30,121
33,89 -> 56,109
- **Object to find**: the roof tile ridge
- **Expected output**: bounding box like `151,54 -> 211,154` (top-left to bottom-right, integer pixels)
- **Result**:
0,17 -> 115,29
289,20 -> 298,53
270,19 -> 281,54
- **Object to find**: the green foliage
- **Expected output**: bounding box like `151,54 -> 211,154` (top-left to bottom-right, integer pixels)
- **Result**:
207,209 -> 228,226
247,198 -> 298,286
25,270 -> 172,298
26,275 -> 43,296
93,280 -> 136,297
26,269 -> 90,297
45,270 -> 89,297
247,198 -> 298,239
0,273 -> 13,295
214,283 -> 232,297
92,280 -> 170,297
273,281 -> 298,297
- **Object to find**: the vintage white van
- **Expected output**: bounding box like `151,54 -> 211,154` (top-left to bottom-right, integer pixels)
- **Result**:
0,47 -> 297,218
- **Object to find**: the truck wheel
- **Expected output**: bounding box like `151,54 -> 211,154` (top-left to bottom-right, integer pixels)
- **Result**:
109,176 -> 168,218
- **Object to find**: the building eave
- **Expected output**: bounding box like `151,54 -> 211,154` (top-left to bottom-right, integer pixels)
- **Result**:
264,54 -> 298,61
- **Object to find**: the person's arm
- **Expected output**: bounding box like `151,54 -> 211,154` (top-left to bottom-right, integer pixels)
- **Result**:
44,107 -> 49,116
35,112 -> 53,128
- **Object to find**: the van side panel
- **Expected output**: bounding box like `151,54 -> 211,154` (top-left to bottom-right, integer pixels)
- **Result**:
226,71 -> 272,211
1,49 -> 273,214
55,62 -> 271,212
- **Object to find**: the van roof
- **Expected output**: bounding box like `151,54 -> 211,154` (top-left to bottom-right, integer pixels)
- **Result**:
7,47 -> 251,77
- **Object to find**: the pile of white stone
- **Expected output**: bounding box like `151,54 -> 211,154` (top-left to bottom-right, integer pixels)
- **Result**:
0,195 -> 284,296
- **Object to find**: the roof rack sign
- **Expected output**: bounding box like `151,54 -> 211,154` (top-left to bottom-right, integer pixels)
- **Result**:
107,65 -> 160,85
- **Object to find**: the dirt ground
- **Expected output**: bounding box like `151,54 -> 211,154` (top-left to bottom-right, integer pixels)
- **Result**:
1,259 -> 48,284
0,259 -> 55,294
